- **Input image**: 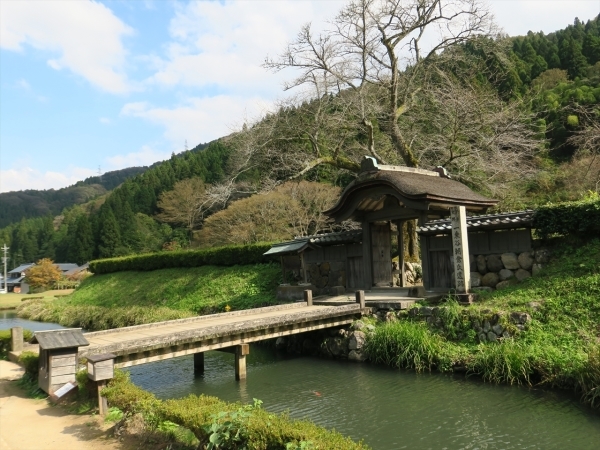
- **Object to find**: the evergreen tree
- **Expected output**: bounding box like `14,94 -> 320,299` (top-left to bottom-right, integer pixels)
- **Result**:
98,208 -> 121,258
67,214 -> 94,265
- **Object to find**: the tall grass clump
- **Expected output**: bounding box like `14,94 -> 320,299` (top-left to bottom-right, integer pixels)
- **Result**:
364,321 -> 455,371
469,339 -> 534,385
578,345 -> 600,408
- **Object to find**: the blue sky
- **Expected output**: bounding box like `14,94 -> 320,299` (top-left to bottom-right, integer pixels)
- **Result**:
1,0 -> 599,193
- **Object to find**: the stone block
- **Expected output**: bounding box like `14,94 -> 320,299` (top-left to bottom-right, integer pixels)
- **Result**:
408,286 -> 426,298
275,337 -> 287,350
348,331 -> 366,350
470,272 -> 482,287
476,255 -> 487,274
532,264 -> 542,276
329,285 -> 345,296
501,253 -> 520,270
487,331 -> 498,342
515,269 -> 531,281
509,312 -> 531,324
492,324 -> 504,335
496,280 -> 513,290
419,306 -> 433,316
478,332 -> 487,342
469,254 -> 476,267
486,254 -> 504,272
518,252 -> 534,270
276,285 -> 316,301
498,269 -> 514,281
483,320 -> 491,333
348,350 -> 367,362
534,249 -> 550,264
482,272 -> 499,287
319,262 -> 330,276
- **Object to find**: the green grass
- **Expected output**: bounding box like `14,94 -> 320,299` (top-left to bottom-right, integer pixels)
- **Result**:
365,238 -> 600,407
17,263 -> 282,330
102,370 -> 369,450
0,289 -> 74,309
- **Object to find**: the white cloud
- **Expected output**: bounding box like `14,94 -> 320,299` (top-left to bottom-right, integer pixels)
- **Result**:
0,0 -> 134,94
106,145 -> 171,169
99,117 -> 111,124
145,0 -> 346,95
0,166 -> 97,193
489,0 -> 600,36
121,96 -> 270,146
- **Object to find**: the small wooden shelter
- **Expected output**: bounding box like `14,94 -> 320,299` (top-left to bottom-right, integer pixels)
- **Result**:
31,329 -> 89,395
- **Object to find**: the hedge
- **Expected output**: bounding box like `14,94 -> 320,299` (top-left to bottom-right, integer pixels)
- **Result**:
533,196 -> 600,239
89,242 -> 274,274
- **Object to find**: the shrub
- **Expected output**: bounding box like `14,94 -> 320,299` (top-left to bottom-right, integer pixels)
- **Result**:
89,242 -> 274,274
533,195 -> 600,239
102,371 -> 368,449
18,351 -> 39,377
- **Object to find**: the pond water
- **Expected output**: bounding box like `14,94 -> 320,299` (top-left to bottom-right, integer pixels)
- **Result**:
127,346 -> 600,449
0,311 -> 64,332
3,315 -> 599,449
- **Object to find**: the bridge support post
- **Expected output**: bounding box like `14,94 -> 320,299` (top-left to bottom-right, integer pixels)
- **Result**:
194,352 -> 204,375
235,344 -> 249,381
356,290 -> 365,309
10,327 -> 23,352
304,290 -> 313,307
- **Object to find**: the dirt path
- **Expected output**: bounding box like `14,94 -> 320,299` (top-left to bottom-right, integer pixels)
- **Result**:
0,361 -> 127,450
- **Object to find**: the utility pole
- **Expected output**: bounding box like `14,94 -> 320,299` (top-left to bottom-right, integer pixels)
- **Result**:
1,244 -> 8,294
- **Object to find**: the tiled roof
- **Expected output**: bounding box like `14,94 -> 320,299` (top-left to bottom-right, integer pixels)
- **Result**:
8,263 -> 34,274
418,210 -> 534,235
264,230 -> 362,256
56,263 -> 79,272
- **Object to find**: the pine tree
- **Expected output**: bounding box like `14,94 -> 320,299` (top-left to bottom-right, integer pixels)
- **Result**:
67,215 -> 94,265
98,208 -> 121,258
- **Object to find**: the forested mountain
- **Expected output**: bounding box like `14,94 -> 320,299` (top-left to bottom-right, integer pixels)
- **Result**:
0,166 -> 148,228
0,14 -> 598,269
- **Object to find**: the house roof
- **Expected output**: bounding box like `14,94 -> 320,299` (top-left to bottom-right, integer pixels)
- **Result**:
264,230 -> 363,257
64,263 -> 89,276
31,329 -> 89,349
8,264 -> 34,274
418,210 -> 534,235
325,160 -> 497,222
6,276 -> 25,285
56,263 -> 79,272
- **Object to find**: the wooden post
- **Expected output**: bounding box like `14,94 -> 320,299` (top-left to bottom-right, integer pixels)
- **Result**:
355,290 -> 365,309
300,251 -> 308,284
194,352 -> 204,375
419,213 -> 431,291
449,206 -> 471,293
10,327 -> 23,352
304,289 -> 313,307
361,222 -> 373,289
97,380 -> 108,416
396,221 -> 406,287
235,344 -> 249,381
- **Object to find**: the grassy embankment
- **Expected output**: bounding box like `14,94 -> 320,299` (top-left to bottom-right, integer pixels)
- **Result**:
0,289 -> 74,310
365,238 -> 600,408
17,264 -> 281,330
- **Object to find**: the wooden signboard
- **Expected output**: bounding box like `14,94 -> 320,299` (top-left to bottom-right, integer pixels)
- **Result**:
87,353 -> 116,381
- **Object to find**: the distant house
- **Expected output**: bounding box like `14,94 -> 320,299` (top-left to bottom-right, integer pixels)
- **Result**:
6,263 -> 35,294
6,262 -> 81,294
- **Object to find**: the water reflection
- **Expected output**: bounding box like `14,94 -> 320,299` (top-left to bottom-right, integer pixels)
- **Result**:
0,311 -> 64,332
126,346 -> 600,450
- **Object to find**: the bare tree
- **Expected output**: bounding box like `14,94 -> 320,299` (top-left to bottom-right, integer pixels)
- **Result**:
264,0 -> 495,168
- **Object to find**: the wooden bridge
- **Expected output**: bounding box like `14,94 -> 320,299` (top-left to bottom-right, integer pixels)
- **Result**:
11,297 -> 366,391
80,301 -> 362,376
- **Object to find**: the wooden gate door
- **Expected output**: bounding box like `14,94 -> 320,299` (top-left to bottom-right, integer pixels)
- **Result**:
371,223 -> 392,287
430,250 -> 452,288
347,256 -> 364,289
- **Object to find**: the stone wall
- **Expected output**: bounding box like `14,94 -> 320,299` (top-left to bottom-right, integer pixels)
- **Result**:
306,262 -> 346,295
468,249 -> 549,291
272,304 -> 534,359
